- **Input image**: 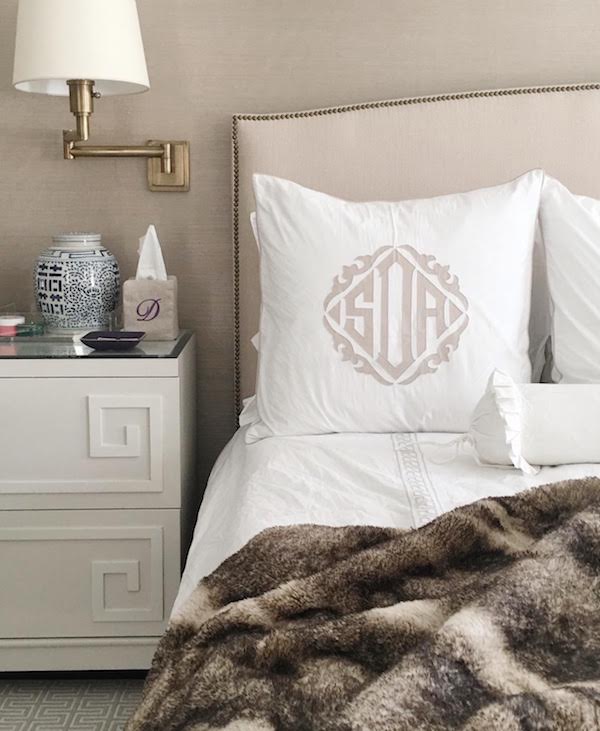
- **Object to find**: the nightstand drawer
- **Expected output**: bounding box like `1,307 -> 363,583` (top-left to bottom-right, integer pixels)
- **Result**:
0,509 -> 180,641
0,378 -> 181,510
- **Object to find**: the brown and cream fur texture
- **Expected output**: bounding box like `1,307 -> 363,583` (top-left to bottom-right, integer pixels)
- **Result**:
127,478 -> 600,730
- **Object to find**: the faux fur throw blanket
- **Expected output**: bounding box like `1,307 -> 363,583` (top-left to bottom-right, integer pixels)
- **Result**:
127,479 -> 600,730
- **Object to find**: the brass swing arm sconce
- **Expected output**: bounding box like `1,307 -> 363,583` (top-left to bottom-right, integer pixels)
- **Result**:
62,80 -> 190,192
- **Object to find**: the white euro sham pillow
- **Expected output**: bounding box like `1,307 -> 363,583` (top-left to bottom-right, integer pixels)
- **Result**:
468,370 -> 600,472
539,176 -> 600,383
253,212 -> 550,377
249,171 -> 544,439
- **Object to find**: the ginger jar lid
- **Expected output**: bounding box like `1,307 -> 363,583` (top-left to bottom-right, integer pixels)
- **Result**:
51,232 -> 102,249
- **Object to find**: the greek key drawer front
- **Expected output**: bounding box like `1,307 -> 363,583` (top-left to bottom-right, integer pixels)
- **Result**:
0,509 -> 180,639
0,378 -> 180,508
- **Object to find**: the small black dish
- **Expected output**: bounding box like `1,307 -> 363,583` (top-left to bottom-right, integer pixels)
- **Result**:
80,330 -> 146,352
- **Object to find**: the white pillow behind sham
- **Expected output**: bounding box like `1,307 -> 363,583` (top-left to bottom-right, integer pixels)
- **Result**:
540,176 -> 600,383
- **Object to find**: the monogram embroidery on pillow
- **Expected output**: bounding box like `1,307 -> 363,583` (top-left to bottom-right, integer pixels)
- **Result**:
323,245 -> 469,385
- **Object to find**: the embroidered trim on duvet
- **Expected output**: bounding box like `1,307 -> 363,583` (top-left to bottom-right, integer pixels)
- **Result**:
393,433 -> 442,526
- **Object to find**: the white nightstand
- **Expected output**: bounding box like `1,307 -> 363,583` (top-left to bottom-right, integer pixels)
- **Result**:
0,331 -> 196,671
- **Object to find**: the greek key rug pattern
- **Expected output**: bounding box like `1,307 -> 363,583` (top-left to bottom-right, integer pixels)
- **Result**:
0,678 -> 143,731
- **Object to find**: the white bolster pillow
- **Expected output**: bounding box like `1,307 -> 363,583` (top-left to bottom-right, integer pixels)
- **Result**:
470,370 -> 600,474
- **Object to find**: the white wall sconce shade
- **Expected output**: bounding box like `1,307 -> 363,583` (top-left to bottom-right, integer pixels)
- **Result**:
13,0 -> 150,96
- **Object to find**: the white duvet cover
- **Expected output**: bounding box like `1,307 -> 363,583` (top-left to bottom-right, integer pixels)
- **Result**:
173,427 -> 600,616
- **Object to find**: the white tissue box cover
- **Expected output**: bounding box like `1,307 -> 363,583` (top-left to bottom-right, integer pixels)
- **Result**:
123,275 -> 179,341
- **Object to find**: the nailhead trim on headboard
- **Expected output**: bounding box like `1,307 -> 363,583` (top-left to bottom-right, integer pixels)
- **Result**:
231,83 -> 600,418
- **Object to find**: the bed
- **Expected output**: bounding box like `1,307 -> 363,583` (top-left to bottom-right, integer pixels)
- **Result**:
176,81 -> 600,612
128,84 -> 600,730
174,429 -> 600,616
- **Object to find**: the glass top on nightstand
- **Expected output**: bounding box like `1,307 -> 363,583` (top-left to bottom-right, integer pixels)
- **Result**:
0,330 -> 192,359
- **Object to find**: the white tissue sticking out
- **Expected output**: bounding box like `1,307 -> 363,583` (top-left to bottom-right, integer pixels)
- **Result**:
136,225 -> 167,281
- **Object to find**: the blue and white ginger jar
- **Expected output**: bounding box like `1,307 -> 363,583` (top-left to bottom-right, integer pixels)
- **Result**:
35,233 -> 120,331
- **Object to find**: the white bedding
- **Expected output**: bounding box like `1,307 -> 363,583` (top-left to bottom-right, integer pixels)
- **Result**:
173,427 -> 600,616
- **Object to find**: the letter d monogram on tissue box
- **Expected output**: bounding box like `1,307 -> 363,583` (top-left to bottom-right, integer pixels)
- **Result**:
123,225 -> 179,340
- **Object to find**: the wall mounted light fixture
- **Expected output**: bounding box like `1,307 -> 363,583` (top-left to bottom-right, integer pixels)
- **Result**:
12,0 -> 190,192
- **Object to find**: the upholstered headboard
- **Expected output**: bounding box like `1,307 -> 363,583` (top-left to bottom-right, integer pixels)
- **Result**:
232,83 -> 600,413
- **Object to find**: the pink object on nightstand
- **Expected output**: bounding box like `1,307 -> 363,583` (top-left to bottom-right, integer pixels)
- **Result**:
0,316 -> 25,336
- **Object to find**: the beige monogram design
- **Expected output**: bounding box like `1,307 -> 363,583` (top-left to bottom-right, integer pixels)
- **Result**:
323,245 -> 469,385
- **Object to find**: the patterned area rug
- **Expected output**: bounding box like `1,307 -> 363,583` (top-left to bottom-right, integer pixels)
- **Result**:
0,678 -> 144,731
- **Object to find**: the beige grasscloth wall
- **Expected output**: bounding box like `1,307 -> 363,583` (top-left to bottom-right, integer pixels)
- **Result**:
1,0 -> 599,489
